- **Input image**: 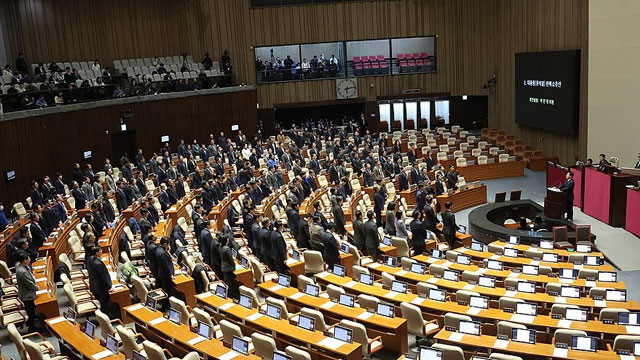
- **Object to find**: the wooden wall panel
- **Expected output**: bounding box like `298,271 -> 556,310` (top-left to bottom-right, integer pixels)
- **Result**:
0,90 -> 258,208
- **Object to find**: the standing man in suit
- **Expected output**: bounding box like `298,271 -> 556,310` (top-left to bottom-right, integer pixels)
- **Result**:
332,196 -> 346,235
270,221 -> 288,274
410,163 -> 421,185
30,181 -> 44,206
559,171 -> 575,221
156,237 -> 174,310
29,213 -> 46,250
71,181 -> 87,210
88,246 -> 113,314
219,235 -> 238,299
364,210 -> 379,259
442,201 -> 459,248
363,163 -> 374,187
16,253 -> 40,332
115,181 -> 128,212
423,196 -> 440,233
352,210 -> 366,252
409,210 -> 428,255
296,214 -> 312,250
322,223 -> 340,270
54,173 -> 66,195
373,185 -> 384,227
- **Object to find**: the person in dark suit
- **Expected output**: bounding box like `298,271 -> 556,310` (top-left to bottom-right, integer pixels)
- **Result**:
16,253 -> 40,332
115,181 -> 128,212
332,196 -> 346,235
270,221 -> 288,274
54,173 -> 66,195
29,181 -> 44,207
423,196 -> 441,233
364,210 -> 379,259
329,160 -> 340,185
209,233 -> 222,279
446,165 -> 459,190
442,201 -> 459,248
363,164 -> 374,187
219,235 -> 238,299
155,237 -> 175,310
434,173 -> 446,196
373,185 -> 384,227
559,171 -> 575,221
259,218 -> 272,267
322,223 -> 340,270
313,201 -> 329,230
385,201 -> 396,235
352,210 -> 366,252
296,214 -> 312,250
409,210 -> 427,256
397,171 -> 409,192
88,246 -> 113,313
42,199 -> 59,232
410,164 -> 421,185
29,213 -> 46,250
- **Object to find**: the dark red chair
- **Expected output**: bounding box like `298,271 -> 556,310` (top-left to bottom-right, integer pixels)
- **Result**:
353,56 -> 361,63
371,62 -> 380,74
354,63 -> 363,76
379,61 -> 388,74
363,62 -> 371,75
397,54 -> 405,60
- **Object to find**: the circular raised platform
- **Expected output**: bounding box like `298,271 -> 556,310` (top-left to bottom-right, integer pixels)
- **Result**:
467,200 -> 586,245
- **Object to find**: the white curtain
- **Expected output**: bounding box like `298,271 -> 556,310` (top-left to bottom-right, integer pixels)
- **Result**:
435,100 -> 450,124
379,103 -> 391,132
420,101 -> 431,129
393,103 -> 405,131
405,102 -> 417,130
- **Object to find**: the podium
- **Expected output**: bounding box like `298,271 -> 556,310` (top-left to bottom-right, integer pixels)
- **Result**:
544,187 -> 566,219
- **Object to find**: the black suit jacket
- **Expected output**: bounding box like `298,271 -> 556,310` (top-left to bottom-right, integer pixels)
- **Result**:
115,189 -> 128,211
332,204 -> 346,234
72,188 -> 86,210
423,205 -> 440,232
559,179 -> 575,201
442,210 -> 459,237
155,247 -> 174,292
90,257 -> 112,298
409,219 -> 427,247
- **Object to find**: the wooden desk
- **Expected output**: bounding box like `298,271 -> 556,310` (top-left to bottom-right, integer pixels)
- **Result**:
46,316 -> 125,360
32,257 -> 59,318
490,241 -> 603,259
195,291 -> 362,360
411,255 -> 627,290
364,262 -> 638,310
0,218 -> 29,261
258,281 -> 409,354
456,161 -> 526,182
124,304 -> 260,360
433,329 -> 624,360
436,185 -> 487,213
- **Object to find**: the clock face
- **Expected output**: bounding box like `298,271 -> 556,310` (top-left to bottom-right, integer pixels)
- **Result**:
336,79 -> 358,99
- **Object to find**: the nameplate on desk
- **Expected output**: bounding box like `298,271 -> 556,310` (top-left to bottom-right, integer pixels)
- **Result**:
529,260 -> 540,266
510,314 -> 535,324
187,335 -> 207,345
318,336 -> 346,349
91,349 -> 114,360
467,307 -> 482,315
36,277 -> 46,282
36,289 -> 48,295
427,277 -> 439,284
626,325 -> 640,334
218,350 -> 240,360
33,265 -> 45,270
98,239 -> 108,243
504,290 -> 516,297
442,261 -> 453,267
493,338 -> 509,349
573,264 -> 584,270
490,254 -> 500,260
321,301 -> 337,309
269,284 -> 284,292
316,271 -> 330,278
357,311 -> 374,320
552,346 -> 568,358
448,332 -> 464,342
149,317 -> 167,325
458,248 -> 468,253
554,297 -> 567,304
219,302 -> 235,311
129,304 -> 144,311
109,272 -> 117,280
289,292 -> 304,300
426,258 -> 437,264
559,278 -> 573,284
557,320 -> 572,328
246,312 -> 263,321
585,281 -> 596,288
508,272 -> 520,278
387,291 -> 401,299
396,270 -> 408,276
462,284 -> 475,290
619,355 -> 636,360
594,300 -> 607,308
285,258 -> 297,265
477,268 -> 488,274
344,281 -> 357,288
199,291 -> 214,299
48,316 -> 66,325
369,263 -> 381,269
43,242 -> 53,246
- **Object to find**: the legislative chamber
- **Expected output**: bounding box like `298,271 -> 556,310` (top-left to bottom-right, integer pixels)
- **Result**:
1,1 -> 639,360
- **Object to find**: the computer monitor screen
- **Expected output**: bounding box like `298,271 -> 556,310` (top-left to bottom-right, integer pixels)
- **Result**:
84,321 -> 95,339
232,335 -> 249,355
198,322 -> 212,339
6,170 -> 15,181
458,320 -> 481,336
606,290 -> 626,302
278,274 -> 291,288
305,284 -> 320,297
391,280 -> 408,294
410,263 -> 425,274
470,357 -> 490,360
419,347 -> 443,360
340,243 -> 350,253
339,293 -> 355,307
429,288 -> 447,302
618,312 -> 640,325
561,286 -> 580,298
64,308 -> 76,324
458,225 -> 467,234
471,241 -> 484,251
240,256 -> 248,268
576,244 -> 592,253
133,350 -> 146,360
145,295 -> 157,310
292,250 -> 300,260
457,254 -> 471,265
598,271 -> 617,282
565,308 -> 587,322
377,302 -> 395,318
298,314 -> 315,331
504,248 -> 518,258
522,265 -> 539,275
239,294 -> 252,309
382,236 -> 392,246
83,150 -> 92,159
478,276 -> 496,288
516,302 -> 537,316
106,334 -> 118,353
584,256 -> 601,266
384,256 -> 397,267
333,265 -> 346,277
571,335 -> 597,352
511,328 -> 536,344
635,341 -> 640,356
559,269 -> 577,279
508,236 -> 520,245
487,260 -> 503,270
359,273 -> 373,285
542,253 -> 558,263
168,308 -> 181,325
517,281 -> 536,293
540,240 -> 554,250
161,135 -> 170,142
334,325 -> 352,343
273,351 -> 292,360
431,249 -> 443,259
266,304 -> 281,319
469,295 -> 489,309
215,284 -> 228,299
443,270 -> 459,282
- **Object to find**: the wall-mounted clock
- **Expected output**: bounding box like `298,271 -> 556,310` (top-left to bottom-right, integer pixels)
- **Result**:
336,78 -> 358,100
